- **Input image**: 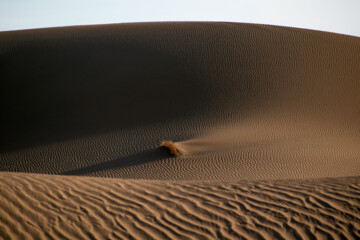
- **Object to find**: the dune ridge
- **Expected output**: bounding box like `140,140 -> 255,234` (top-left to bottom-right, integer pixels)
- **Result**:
1,172 -> 359,240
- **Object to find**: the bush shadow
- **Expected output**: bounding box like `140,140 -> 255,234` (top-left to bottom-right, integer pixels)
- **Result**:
62,147 -> 171,176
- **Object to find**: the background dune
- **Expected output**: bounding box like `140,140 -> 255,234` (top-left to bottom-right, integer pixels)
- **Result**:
0,22 -> 359,180
0,22 -> 359,239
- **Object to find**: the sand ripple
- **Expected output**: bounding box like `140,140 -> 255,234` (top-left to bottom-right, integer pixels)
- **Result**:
1,172 -> 359,239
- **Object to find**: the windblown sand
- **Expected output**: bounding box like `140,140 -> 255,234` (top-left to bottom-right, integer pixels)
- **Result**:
0,22 -> 359,239
1,173 -> 359,239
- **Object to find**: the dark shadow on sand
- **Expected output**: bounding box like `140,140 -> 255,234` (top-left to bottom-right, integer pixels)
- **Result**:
0,27 -> 206,153
62,147 -> 171,176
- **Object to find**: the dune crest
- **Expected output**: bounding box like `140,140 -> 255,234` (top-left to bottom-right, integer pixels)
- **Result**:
1,172 -> 359,240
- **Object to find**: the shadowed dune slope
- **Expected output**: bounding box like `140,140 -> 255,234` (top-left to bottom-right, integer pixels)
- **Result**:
0,172 -> 359,240
0,22 -> 359,180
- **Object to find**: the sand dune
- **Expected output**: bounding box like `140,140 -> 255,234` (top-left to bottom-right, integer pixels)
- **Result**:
1,22 -> 359,180
1,172 -> 359,240
0,22 -> 359,239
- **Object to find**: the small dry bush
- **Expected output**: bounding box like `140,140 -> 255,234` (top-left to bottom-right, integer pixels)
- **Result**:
160,140 -> 182,156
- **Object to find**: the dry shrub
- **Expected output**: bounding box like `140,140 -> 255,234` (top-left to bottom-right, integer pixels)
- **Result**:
160,140 -> 182,156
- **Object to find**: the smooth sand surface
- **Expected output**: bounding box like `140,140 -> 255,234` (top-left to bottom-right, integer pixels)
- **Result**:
0,22 -> 359,239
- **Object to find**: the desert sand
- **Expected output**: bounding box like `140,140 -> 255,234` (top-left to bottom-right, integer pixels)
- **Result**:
0,22 -> 359,239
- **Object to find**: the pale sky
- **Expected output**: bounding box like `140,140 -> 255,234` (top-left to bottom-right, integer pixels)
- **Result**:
0,0 -> 359,37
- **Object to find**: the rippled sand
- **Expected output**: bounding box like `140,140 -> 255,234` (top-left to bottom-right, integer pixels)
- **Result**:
0,22 -> 359,239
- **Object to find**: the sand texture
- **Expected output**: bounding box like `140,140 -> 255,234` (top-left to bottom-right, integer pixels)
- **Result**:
1,173 -> 359,240
0,22 -> 359,239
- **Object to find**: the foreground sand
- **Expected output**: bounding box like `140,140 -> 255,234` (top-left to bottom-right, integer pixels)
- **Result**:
1,172 -> 359,239
0,22 -> 359,239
